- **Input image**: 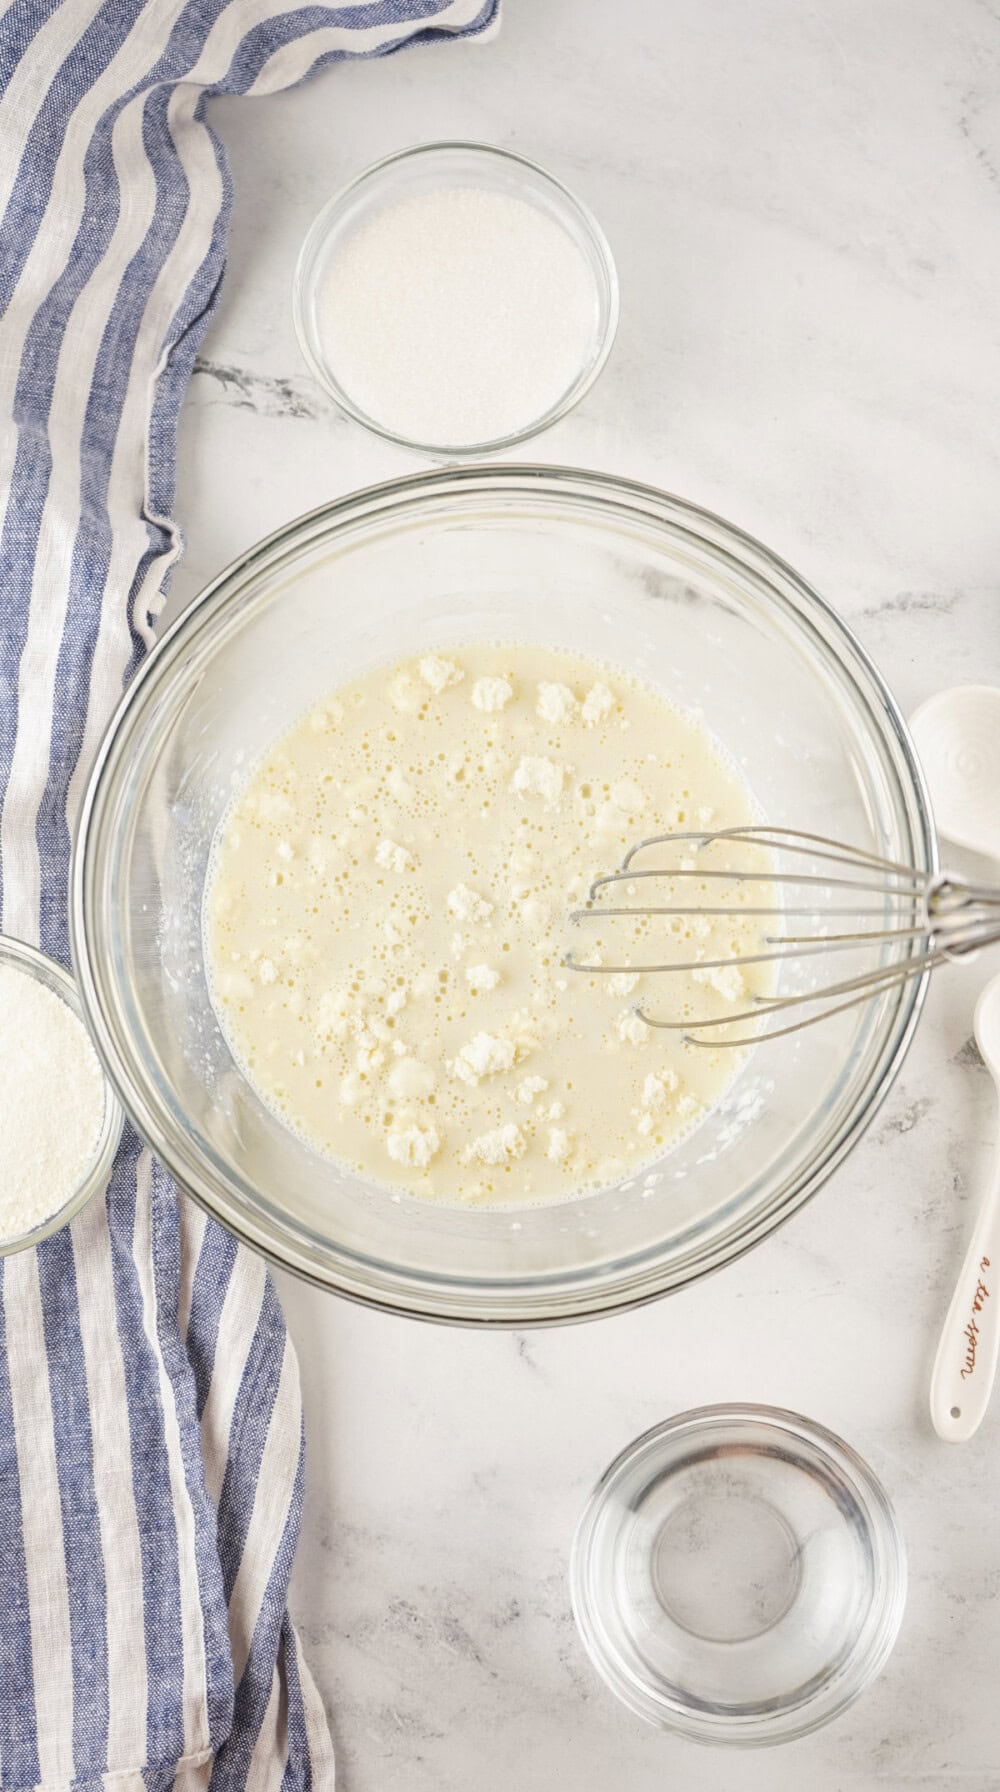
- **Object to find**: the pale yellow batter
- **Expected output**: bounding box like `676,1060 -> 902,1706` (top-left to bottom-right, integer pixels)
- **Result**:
205,645 -> 772,1206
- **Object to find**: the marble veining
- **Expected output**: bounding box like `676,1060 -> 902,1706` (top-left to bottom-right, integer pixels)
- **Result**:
192,356 -> 325,421
171,2 -> 1000,1786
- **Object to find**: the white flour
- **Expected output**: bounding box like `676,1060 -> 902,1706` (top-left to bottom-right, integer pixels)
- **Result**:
317,186 -> 597,446
0,963 -> 106,1240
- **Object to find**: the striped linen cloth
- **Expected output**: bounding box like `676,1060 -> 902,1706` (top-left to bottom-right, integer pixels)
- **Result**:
0,2 -> 498,1786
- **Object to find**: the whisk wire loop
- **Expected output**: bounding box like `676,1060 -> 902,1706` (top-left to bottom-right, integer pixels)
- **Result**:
564,826 -> 1000,1046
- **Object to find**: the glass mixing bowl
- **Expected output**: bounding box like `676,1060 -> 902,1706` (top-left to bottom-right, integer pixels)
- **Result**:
70,467 -> 933,1322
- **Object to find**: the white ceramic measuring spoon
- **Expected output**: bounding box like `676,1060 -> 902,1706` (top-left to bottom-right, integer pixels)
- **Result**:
930,973 -> 1000,1441
910,686 -> 1000,861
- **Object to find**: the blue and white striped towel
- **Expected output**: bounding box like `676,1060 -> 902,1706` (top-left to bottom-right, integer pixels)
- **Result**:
0,2 -> 498,1785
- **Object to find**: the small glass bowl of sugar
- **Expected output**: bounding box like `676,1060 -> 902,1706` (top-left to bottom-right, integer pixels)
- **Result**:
293,140 -> 619,457
0,934 -> 123,1254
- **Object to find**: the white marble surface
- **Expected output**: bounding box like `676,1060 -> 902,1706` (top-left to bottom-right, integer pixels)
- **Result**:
171,4 -> 1000,1786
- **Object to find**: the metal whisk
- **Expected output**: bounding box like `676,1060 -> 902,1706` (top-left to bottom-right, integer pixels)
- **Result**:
565,826 -> 1000,1046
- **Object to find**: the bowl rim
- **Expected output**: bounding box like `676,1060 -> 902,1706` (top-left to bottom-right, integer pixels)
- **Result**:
70,464 -> 935,1322
0,932 -> 124,1254
291,138 -> 621,457
569,1401 -> 908,1745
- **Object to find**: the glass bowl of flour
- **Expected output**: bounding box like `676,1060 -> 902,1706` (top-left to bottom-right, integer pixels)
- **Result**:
292,141 -> 619,456
71,467 -> 933,1322
0,935 -> 123,1252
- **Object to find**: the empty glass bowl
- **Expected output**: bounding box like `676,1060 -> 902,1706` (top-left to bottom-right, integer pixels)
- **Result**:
571,1405 -> 907,1745
0,934 -> 123,1254
71,466 -> 933,1321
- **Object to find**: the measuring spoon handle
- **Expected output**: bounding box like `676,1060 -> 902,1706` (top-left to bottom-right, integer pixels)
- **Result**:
930,1131 -> 1000,1442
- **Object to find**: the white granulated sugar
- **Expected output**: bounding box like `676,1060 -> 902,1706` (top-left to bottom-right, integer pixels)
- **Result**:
0,965 -> 106,1240
318,186 -> 597,447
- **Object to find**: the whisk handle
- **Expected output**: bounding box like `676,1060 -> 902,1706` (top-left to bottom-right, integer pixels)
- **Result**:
929,1135 -> 1000,1443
